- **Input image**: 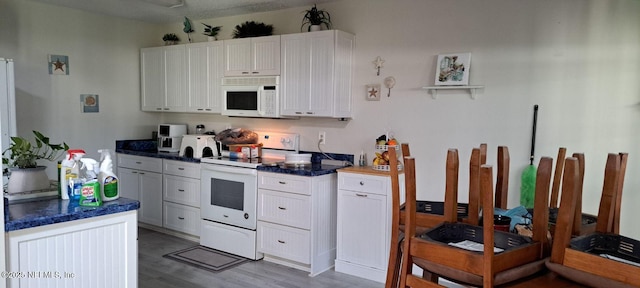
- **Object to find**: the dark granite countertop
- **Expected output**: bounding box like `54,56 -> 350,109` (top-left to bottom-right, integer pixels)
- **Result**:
4,197 -> 140,232
115,139 -> 354,176
257,163 -> 350,176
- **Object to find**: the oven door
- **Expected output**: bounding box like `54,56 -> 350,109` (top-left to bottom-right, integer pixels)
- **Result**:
200,163 -> 257,230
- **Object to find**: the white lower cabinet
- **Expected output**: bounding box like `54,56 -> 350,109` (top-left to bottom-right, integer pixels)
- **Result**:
117,154 -> 163,227
162,160 -> 201,237
257,171 -> 337,276
335,167 -> 403,283
6,211 -> 138,288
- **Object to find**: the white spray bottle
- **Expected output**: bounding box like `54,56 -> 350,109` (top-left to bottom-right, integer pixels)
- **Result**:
98,149 -> 119,201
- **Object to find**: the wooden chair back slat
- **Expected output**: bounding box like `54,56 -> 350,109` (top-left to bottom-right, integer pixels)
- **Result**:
465,148 -> 481,225
494,146 -> 509,209
595,153 -> 621,234
550,147 -> 567,208
385,147 -> 401,288
549,157 -> 580,264
613,153 -> 628,234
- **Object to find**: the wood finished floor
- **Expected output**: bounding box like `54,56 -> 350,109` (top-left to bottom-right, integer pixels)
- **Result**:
138,227 -> 383,288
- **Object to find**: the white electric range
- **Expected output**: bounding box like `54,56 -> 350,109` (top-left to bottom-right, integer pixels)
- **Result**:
199,131 -> 299,260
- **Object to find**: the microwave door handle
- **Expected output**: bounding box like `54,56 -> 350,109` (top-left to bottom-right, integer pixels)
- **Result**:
257,87 -> 266,116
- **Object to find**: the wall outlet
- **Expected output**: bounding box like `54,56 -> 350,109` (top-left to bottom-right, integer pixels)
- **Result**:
318,131 -> 326,145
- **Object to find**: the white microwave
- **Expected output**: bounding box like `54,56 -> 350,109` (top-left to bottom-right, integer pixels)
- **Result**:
221,76 -> 288,118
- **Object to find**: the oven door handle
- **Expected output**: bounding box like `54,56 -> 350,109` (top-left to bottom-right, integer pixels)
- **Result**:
202,165 -> 257,176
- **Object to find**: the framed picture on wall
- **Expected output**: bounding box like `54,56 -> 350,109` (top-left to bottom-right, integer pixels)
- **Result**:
366,84 -> 380,101
434,53 -> 471,86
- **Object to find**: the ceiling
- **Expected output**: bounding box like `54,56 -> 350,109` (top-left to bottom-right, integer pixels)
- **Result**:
31,0 -> 337,24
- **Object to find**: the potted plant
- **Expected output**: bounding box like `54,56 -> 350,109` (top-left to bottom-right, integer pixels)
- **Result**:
301,4 -> 331,32
232,21 -> 274,38
202,23 -> 222,41
2,130 -> 69,193
162,33 -> 180,45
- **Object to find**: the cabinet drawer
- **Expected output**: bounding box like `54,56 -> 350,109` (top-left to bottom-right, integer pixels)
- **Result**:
258,189 -> 311,229
257,221 -> 310,264
163,174 -> 200,207
117,154 -> 162,173
338,173 -> 388,196
163,202 -> 200,236
163,160 -> 200,178
258,172 -> 311,195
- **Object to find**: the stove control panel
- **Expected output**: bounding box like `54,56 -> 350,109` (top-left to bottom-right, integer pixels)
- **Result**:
256,131 -> 299,152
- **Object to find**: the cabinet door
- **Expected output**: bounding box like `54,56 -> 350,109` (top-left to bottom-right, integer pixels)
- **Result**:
163,45 -> 186,112
252,35 -> 280,75
186,42 -> 223,113
118,167 -> 140,201
138,171 -> 163,226
336,189 -> 388,270
140,47 -> 164,112
224,38 -> 252,76
307,31 -> 335,116
280,33 -> 310,116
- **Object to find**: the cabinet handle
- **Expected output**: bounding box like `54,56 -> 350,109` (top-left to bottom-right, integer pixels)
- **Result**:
295,112 -> 303,114
306,112 -> 314,114
223,215 -> 229,218
277,240 -> 285,244
278,181 -> 286,185
136,161 -> 142,164
252,71 -> 259,74
356,193 -> 368,197
178,217 -> 185,220
197,109 -> 203,111
139,172 -> 145,175
156,108 -> 162,111
278,206 -> 286,210
359,181 -> 364,185
242,72 -> 249,74
205,109 -> 212,111
132,171 -> 138,174
178,167 -> 185,170
163,108 -> 169,110
178,189 -> 185,192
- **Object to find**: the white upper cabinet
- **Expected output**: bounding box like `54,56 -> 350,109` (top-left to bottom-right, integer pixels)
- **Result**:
140,45 -> 186,112
140,47 -> 164,112
224,35 -> 281,76
280,30 -> 354,118
186,41 -> 224,113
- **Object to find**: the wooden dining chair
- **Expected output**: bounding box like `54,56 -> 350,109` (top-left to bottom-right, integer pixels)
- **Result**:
546,153 -> 639,288
386,147 -> 460,288
400,156 -> 553,287
548,149 -> 628,236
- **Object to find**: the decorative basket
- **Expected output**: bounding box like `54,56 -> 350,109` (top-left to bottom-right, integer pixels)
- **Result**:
373,144 -> 403,171
570,233 -> 640,266
421,222 -> 533,253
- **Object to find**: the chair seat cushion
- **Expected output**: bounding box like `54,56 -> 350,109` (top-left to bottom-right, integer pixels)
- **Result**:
545,260 -> 636,288
414,257 -> 546,286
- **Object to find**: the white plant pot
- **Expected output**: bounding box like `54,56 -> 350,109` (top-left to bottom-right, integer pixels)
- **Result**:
310,25 -> 321,32
7,166 -> 51,194
207,36 -> 217,42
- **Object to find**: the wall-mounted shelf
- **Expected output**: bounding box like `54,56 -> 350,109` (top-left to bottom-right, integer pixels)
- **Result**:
422,85 -> 484,99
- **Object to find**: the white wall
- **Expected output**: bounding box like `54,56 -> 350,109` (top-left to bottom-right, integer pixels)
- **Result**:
2,0 -> 639,237
0,0 -> 162,171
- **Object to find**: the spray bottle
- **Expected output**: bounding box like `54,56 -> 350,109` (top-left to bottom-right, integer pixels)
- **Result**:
98,149 -> 119,201
59,149 -> 85,200
67,149 -> 86,201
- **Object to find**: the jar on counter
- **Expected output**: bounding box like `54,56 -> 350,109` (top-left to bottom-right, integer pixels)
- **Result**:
196,124 -> 205,134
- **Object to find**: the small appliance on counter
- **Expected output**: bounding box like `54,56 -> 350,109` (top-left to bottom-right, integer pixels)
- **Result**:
158,124 -> 187,152
179,134 -> 218,159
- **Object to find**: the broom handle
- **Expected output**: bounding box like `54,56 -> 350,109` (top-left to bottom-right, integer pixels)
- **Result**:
530,105 -> 539,165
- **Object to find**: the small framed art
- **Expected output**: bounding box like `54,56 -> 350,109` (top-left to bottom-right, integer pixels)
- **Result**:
366,84 -> 381,101
81,94 -> 99,113
435,53 -> 470,86
48,54 -> 69,75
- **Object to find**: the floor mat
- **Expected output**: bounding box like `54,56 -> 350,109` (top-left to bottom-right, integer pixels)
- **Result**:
163,246 -> 248,272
